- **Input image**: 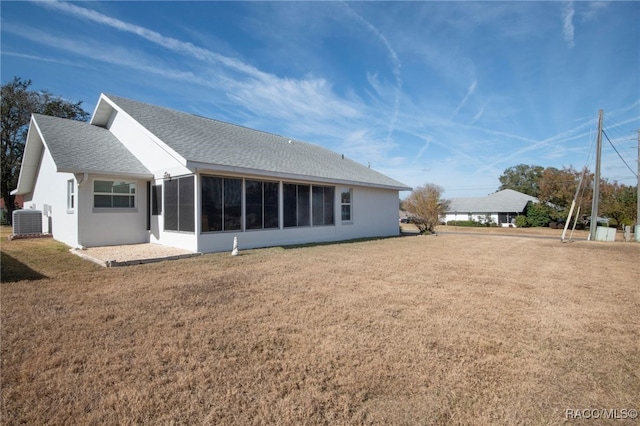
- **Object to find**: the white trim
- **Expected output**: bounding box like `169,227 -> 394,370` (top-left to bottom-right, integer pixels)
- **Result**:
190,161 -> 410,191
92,178 -> 137,209
340,187 -> 353,222
66,178 -> 75,213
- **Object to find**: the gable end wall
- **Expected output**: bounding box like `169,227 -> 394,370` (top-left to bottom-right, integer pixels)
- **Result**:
107,110 -> 190,178
24,146 -> 78,247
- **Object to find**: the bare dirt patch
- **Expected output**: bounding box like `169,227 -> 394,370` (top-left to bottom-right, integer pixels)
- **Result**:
2,227 -> 639,424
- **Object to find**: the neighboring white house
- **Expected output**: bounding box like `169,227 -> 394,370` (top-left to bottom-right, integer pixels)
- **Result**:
442,189 -> 539,226
12,94 -> 410,253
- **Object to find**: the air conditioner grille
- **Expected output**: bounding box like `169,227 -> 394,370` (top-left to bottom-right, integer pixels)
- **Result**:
13,210 -> 43,235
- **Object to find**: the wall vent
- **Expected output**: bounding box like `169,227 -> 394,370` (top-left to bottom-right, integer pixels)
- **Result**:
12,210 -> 43,235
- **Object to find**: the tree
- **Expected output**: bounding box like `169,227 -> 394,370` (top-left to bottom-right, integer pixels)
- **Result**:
1,77 -> 89,223
537,166 -> 579,209
404,183 -> 448,234
524,201 -> 551,227
600,181 -> 637,228
498,164 -> 544,197
536,166 -> 585,221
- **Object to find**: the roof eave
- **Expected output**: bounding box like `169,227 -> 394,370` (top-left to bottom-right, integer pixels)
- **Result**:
187,161 -> 410,191
58,167 -> 154,180
12,115 -> 45,195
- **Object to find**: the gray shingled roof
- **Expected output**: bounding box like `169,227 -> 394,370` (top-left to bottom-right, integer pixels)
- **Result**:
447,189 -> 538,213
104,94 -> 410,190
33,114 -> 151,177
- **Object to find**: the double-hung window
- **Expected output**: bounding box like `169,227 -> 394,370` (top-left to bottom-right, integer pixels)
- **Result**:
67,179 -> 75,212
341,188 -> 352,222
94,180 -> 136,209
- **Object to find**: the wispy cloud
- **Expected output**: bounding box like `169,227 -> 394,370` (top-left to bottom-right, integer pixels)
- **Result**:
450,80 -> 477,120
1,50 -> 85,68
37,1 -> 360,124
580,1 -> 609,22
562,1 -> 576,48
39,1 -> 263,79
469,101 -> 488,125
3,22 -> 216,88
343,3 -> 402,143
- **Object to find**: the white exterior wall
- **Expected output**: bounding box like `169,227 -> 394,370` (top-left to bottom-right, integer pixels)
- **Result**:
107,111 -> 190,178
337,185 -> 399,240
196,180 -> 400,253
76,176 -> 150,247
23,147 -> 79,247
443,212 -> 499,224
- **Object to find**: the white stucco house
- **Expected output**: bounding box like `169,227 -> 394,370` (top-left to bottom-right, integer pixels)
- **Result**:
12,94 -> 410,253
442,189 -> 539,226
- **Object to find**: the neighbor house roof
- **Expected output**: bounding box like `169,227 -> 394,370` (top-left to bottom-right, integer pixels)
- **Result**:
12,114 -> 152,195
93,94 -> 410,190
446,189 -> 538,213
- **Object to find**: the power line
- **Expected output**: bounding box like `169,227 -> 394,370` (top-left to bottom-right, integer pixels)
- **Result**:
602,117 -> 637,145
602,129 -> 638,178
602,115 -> 639,135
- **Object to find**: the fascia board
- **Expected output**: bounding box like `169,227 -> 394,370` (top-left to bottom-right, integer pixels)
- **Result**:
57,167 -> 154,180
12,116 -> 45,195
89,94 -> 110,126
187,160 -> 411,191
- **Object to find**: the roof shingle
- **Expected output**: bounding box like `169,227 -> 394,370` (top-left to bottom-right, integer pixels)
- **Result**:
33,114 -> 151,177
446,189 -> 538,213
105,94 -> 409,190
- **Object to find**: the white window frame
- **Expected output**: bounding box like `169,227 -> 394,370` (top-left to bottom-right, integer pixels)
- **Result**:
93,179 -> 137,211
66,179 -> 75,213
340,187 -> 352,222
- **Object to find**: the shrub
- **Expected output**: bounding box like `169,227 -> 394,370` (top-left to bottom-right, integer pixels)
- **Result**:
515,215 -> 528,228
405,184 -> 448,234
447,220 -> 484,227
525,202 -> 551,227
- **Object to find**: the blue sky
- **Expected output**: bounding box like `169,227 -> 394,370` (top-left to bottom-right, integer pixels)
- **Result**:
2,1 -> 639,197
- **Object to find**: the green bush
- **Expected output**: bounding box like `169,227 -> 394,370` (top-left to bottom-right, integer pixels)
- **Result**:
515,215 -> 528,228
446,220 -> 484,227
525,202 -> 551,227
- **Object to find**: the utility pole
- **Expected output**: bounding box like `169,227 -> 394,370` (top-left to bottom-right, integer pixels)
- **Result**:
589,109 -> 603,241
636,129 -> 639,241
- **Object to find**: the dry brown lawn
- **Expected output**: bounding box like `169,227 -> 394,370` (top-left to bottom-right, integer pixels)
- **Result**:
1,226 -> 639,425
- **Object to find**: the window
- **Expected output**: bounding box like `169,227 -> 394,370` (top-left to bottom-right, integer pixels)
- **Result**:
94,180 -> 135,208
201,176 -> 242,232
341,188 -> 352,221
312,186 -> 335,226
164,176 -> 194,232
151,184 -> 162,215
67,179 -> 74,212
283,183 -> 311,227
245,180 -> 279,230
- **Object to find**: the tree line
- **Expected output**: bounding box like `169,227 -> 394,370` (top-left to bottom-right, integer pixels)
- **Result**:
402,164 -> 637,233
498,163 -> 637,228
